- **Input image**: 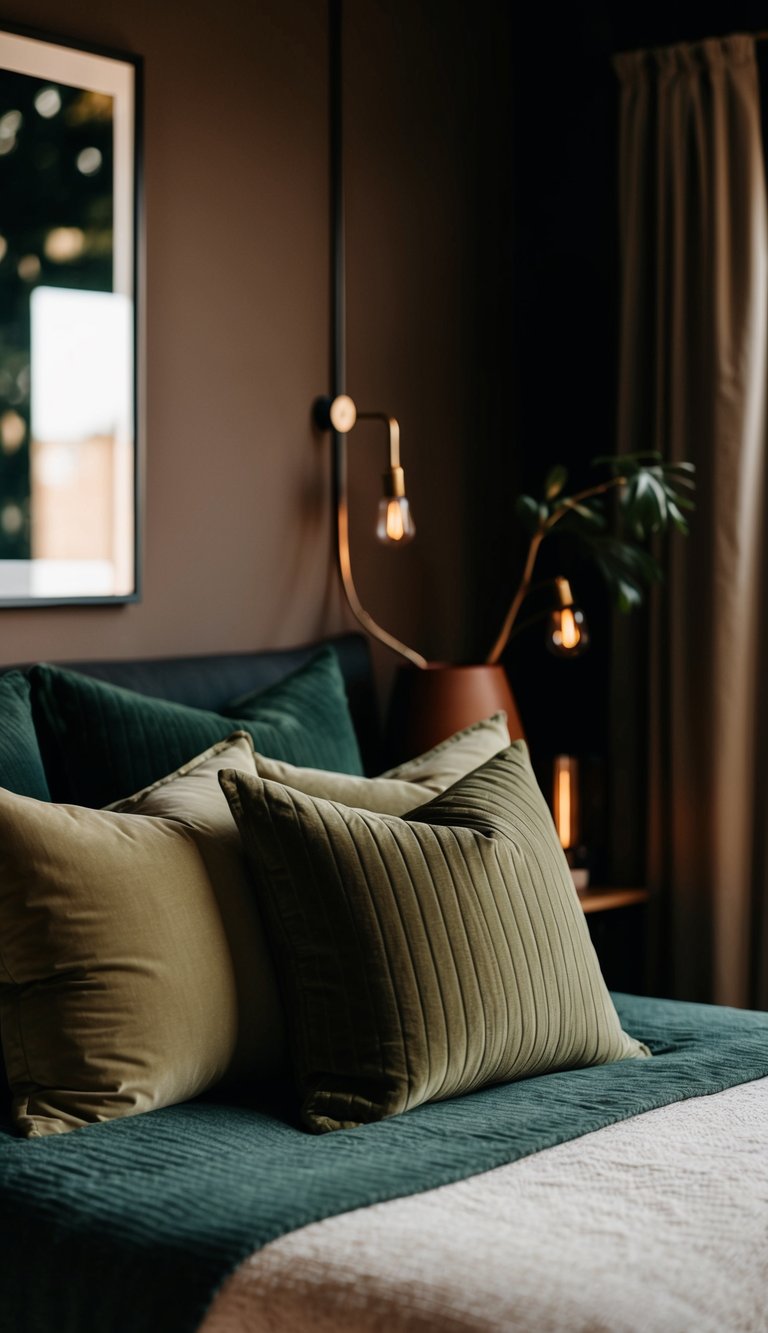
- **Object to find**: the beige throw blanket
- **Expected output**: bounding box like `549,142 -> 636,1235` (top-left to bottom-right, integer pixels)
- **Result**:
203,1077 -> 768,1332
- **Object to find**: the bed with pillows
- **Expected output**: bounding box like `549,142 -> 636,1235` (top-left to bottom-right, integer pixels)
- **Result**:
0,634 -> 766,1333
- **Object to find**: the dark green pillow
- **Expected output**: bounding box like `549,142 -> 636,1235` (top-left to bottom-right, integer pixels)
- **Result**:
0,671 -> 50,801
220,743 -> 649,1134
30,647 -> 363,808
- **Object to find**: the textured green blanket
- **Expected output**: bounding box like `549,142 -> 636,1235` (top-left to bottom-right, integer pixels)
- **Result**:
1,993 -> 767,1333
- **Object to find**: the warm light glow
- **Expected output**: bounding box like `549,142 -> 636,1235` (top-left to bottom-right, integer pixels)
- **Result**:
377,495 -> 415,546
1,410 -> 26,453
44,227 -> 86,263
557,768 -> 572,847
553,756 -> 579,850
18,254 -> 41,282
560,607 -> 578,649
547,606 -> 589,657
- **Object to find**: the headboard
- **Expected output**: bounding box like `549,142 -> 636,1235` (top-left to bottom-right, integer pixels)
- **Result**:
3,632 -> 382,774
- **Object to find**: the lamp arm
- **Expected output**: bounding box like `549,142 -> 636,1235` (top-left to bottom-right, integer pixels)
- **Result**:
356,412 -> 400,470
334,430 -> 428,668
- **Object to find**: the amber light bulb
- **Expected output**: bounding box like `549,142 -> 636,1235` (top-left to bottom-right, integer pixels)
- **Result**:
546,578 -> 589,657
552,755 -> 580,852
377,466 -> 415,546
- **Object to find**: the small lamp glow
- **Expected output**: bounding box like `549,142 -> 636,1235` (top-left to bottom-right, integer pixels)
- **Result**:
553,755 -> 579,851
547,577 -> 589,657
377,466 -> 415,545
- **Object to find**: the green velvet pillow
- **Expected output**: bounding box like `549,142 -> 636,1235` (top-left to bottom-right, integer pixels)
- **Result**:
221,743 -> 649,1134
0,671 -> 50,801
30,646 -> 362,808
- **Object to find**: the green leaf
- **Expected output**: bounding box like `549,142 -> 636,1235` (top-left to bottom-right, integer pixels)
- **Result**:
616,578 -> 644,613
661,461 -> 696,475
666,500 -> 690,535
515,494 -> 542,533
569,502 -> 606,526
543,464 -> 568,500
622,470 -> 670,538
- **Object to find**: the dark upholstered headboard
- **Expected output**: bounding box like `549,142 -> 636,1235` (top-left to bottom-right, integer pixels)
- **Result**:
4,632 -> 382,774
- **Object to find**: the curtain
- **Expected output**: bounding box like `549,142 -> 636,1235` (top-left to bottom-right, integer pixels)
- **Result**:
613,34 -> 768,1008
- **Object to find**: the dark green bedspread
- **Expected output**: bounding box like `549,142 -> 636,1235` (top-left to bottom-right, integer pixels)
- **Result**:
1,993 -> 767,1333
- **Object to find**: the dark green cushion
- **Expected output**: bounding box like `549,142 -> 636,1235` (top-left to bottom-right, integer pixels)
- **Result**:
220,743 -> 649,1134
0,671 -> 50,801
30,647 -> 363,808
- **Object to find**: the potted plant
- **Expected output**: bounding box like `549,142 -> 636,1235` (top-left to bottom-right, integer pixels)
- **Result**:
387,452 -> 695,758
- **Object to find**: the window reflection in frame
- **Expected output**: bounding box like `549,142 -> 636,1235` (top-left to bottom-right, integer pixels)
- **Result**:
0,26 -> 141,605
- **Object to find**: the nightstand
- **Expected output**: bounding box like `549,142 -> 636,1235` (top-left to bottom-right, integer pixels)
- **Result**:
578,887 -> 650,915
578,887 -> 651,992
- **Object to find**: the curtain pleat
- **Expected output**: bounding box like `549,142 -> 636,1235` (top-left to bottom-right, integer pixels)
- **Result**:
614,34 -> 768,1007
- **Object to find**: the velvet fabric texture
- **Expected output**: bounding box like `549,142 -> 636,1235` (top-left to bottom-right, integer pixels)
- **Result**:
0,671 -> 50,801
30,646 -> 362,807
0,787 -> 239,1137
253,712 -> 511,813
111,733 -> 286,1077
221,743 -> 649,1133
0,736 -> 286,1138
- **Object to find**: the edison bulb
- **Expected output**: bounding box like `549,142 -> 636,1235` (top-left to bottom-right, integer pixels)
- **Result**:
376,495 -> 415,545
547,605 -> 589,656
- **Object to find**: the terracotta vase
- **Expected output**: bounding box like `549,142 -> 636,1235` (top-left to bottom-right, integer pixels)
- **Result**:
386,662 -> 525,764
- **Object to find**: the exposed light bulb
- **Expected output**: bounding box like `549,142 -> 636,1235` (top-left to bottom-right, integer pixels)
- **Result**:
377,464 -> 415,545
546,578 -> 589,657
377,494 -> 415,545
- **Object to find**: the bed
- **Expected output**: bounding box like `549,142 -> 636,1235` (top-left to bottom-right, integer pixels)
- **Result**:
1,633 -> 767,1333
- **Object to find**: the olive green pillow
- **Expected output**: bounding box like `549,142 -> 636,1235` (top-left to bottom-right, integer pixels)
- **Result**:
254,711 -> 511,813
0,670 -> 50,801
111,732 -> 286,1073
29,645 -> 362,808
220,743 -> 649,1134
0,736 -> 282,1138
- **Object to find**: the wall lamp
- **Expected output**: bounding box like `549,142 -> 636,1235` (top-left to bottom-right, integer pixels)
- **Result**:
314,394 -> 415,546
313,393 -> 426,669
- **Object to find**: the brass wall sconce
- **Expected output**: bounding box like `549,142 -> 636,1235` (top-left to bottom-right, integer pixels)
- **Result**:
313,394 -> 426,669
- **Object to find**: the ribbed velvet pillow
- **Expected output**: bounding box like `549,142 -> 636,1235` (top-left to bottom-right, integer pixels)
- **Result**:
0,671 -> 50,801
253,712 -> 511,813
29,646 -> 362,807
221,743 -> 649,1133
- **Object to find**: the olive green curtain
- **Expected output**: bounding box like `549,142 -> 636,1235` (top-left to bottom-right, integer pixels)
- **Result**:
613,34 -> 768,1008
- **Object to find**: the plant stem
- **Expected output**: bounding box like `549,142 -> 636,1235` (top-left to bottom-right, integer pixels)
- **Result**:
486,529 -> 546,664
485,475 -> 627,665
543,476 -> 626,529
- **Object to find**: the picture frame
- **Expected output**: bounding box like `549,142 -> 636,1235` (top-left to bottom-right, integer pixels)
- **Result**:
0,25 -> 142,606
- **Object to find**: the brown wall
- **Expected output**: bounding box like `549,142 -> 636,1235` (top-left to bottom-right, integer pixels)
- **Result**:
0,0 -> 514,685
0,0 -> 339,666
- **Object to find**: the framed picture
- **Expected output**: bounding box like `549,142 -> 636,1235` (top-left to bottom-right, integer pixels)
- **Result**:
0,26 -> 141,605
